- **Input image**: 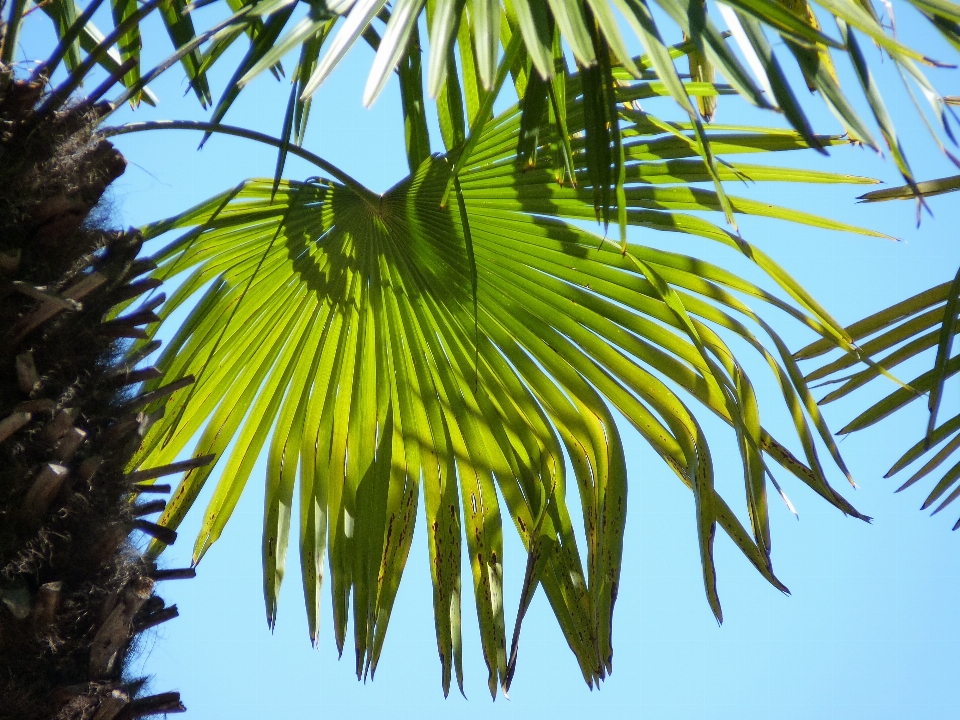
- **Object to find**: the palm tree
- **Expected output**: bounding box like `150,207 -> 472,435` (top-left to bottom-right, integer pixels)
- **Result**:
5,0 -> 958,712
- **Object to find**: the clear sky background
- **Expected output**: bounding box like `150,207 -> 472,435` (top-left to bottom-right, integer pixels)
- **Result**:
18,6 -> 960,718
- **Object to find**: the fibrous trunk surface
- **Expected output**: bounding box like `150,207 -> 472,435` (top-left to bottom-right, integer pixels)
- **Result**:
0,65 -> 196,720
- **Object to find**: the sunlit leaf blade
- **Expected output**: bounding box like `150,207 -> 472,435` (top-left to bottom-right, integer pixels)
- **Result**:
501,5 -> 532,99
615,0 -> 738,229
364,0 -> 426,105
201,4 -> 296,145
836,360 -> 946,434
726,0 -> 844,46
455,2 -> 482,121
798,280 -> 953,361
544,0 -> 595,65
442,29 -> 523,202
109,0 -> 142,104
506,0 -> 554,79
52,0 -> 83,73
729,9 -> 824,150
239,11 -> 332,89
195,0 -> 284,81
686,21 -> 717,120
129,82 -> 874,690
925,460 -> 960,517
577,35 -> 616,229
30,0 -> 960,183
102,7 -> 260,111
435,45 -> 468,151
815,0 -> 942,62
781,0 -> 840,92
158,0 -> 212,106
273,22 -> 332,195
426,0 -> 466,96
910,0 -> 960,24
895,432 -> 960,494
303,0 -> 390,99
36,0 -> 101,79
398,23 -> 433,171
659,0 -> 771,110
585,0 -> 640,78
839,19 -> 921,199
470,0 -> 502,89
547,28 -> 575,186
781,29 -> 879,148
38,0 -> 159,106
888,413 -> 960,476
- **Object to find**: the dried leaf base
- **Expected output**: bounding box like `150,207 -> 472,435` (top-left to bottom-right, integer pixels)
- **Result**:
0,66 -> 195,720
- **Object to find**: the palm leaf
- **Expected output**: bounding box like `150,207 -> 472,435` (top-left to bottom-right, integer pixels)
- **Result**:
115,80 -> 878,693
227,0 -> 960,194
799,271 -> 960,529
859,174 -> 960,202
25,0 -> 958,246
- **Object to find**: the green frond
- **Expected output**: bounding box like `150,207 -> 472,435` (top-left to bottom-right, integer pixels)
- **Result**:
799,269 -> 960,529
21,0 -> 959,222
125,93 -> 872,693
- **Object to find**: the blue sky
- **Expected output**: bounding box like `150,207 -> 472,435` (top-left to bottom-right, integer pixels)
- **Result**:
18,6 -> 960,718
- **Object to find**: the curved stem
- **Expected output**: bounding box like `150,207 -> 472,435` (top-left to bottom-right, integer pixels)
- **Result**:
101,120 -> 382,208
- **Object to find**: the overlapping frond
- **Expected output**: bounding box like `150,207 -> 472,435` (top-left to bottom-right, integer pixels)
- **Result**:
799,270 -> 960,529
121,89 -> 876,694
36,0 -> 212,105
27,0 -> 960,202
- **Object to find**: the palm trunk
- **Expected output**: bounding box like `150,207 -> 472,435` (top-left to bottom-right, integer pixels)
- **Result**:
0,58 -> 192,720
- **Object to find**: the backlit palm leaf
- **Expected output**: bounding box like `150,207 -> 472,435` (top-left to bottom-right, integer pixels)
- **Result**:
118,85 -> 878,693
799,271 -> 960,529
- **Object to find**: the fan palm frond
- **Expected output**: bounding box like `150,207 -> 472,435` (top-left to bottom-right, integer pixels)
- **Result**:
113,79 -> 880,695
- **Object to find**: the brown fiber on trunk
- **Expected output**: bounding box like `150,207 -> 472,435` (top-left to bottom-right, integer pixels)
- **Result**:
1,54 -> 201,720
